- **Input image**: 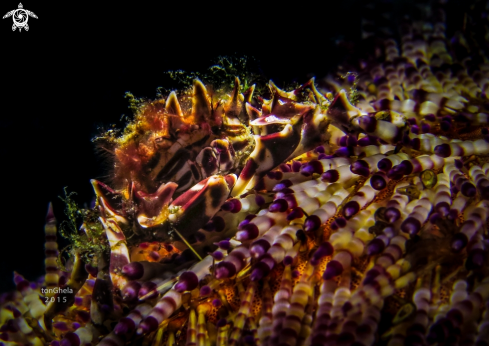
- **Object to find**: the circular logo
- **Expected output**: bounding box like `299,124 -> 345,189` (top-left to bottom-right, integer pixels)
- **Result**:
12,9 -> 27,27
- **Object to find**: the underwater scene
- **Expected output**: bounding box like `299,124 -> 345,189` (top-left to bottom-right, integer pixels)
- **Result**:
2,0 -> 489,345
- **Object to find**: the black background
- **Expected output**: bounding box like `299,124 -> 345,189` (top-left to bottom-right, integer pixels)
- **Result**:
0,0 -> 475,292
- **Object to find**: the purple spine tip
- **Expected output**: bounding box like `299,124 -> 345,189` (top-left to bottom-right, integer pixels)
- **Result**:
215,262 -> 236,279
273,179 -> 293,191
301,164 -> 315,177
238,219 -> 250,229
122,262 -> 144,280
358,137 -> 372,146
53,322 -> 69,332
216,319 -> 227,328
429,212 -> 441,224
175,271 -> 199,292
377,158 -> 393,172
304,215 -> 322,232
461,182 -> 476,197
367,238 -> 385,255
411,137 -> 421,150
317,153 -> 330,160
122,281 -> 141,302
236,223 -> 259,240
251,262 -> 270,281
255,194 -> 266,206
336,217 -> 347,227
269,199 -> 289,212
200,285 -> 211,296
250,239 -> 271,258
347,136 -> 358,147
61,333 -> 80,346
359,116 -> 377,133
303,160 -> 324,176
434,144 -> 451,157
246,214 -> 257,221
451,233 -> 468,252
421,123 -> 431,133
401,217 -> 422,235
343,201 -> 360,219
436,202 -> 450,216
323,260 -> 344,280
371,174 -> 387,190
211,251 -> 224,261
400,160 -> 414,175
287,207 -> 304,221
230,199 -> 242,213
350,160 -> 370,177
216,239 -> 231,250
139,316 -> 159,334
311,242 -> 334,265
221,201 -> 234,211
222,199 -> 242,213
315,145 -> 325,154
335,146 -> 354,157
322,169 -> 339,183
454,159 -> 463,169
291,270 -> 300,279
283,256 -> 293,266
292,161 -> 302,172
114,317 -> 136,336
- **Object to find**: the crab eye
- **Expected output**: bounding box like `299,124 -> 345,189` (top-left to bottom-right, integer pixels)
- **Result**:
155,136 -> 171,143
265,115 -> 280,123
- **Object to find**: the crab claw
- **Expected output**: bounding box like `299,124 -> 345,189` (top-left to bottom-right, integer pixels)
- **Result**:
135,182 -> 178,228
169,174 -> 237,238
91,179 -> 118,200
232,116 -> 303,197
91,179 -> 127,225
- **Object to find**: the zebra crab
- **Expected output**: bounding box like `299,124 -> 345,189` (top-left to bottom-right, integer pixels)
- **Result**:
92,78 -> 343,241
